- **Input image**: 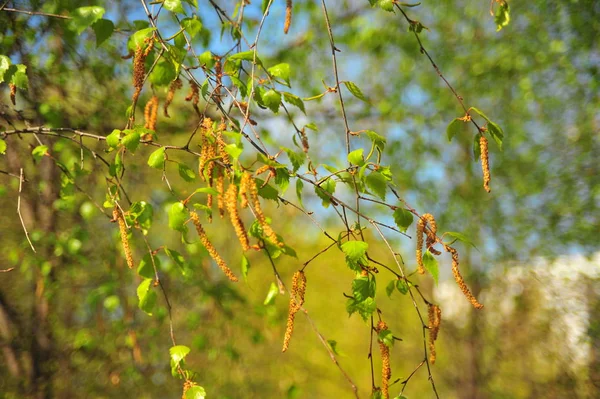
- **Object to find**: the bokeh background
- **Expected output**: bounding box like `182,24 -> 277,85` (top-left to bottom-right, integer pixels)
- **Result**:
1,1 -> 598,398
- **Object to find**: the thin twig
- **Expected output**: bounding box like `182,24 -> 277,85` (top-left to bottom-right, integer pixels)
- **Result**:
17,168 -> 35,253
0,7 -> 70,19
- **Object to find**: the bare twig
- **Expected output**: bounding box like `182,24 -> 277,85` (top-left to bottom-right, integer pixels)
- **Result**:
17,168 -> 35,253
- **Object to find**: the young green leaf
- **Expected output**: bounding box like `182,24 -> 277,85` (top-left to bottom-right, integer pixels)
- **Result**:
487,121 -> 504,150
268,63 -> 291,86
386,279 -> 396,297
422,250 -> 439,285
314,178 -> 336,207
263,282 -> 279,305
241,255 -> 251,282
446,118 -> 463,142
352,276 -> 376,302
444,231 -> 478,250
396,279 -> 409,295
169,345 -> 191,364
494,2 -> 510,31
365,130 -> 386,151
137,278 -> 157,315
341,241 -> 368,271
92,19 -> 114,47
366,171 -> 387,200
348,148 -> 365,166
181,17 -> 202,38
148,147 -> 166,169
262,89 -> 281,114
198,51 -> 215,68
178,163 -> 196,182
185,386 -> 207,399
138,253 -> 159,279
121,130 -> 140,153
32,145 -> 49,161
343,81 -> 368,102
163,0 -> 186,14
378,328 -> 394,348
393,208 -> 413,232
0,139 -> 6,155
70,6 -> 105,35
282,92 -> 306,114
168,202 -> 188,232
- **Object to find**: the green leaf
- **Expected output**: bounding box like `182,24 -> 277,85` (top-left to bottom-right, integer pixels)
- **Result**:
352,276 -> 376,302
487,121 -> 504,150
9,64 -> 28,89
470,107 -> 491,122
241,255 -> 250,282
275,169 -> 290,194
0,139 -> 6,155
129,27 -> 156,50
366,171 -> 387,200
185,386 -> 206,399
379,0 -> 395,12
343,81 -> 368,102
446,118 -> 463,142
0,55 -> 10,83
92,19 -> 114,47
255,178 -> 279,201
150,60 -> 176,86
422,250 -> 439,285
193,187 -> 219,195
178,163 -> 196,181
163,0 -> 186,14
229,50 -> 262,66
198,51 -> 215,68
341,241 -> 368,271
129,201 -> 154,232
314,178 -> 336,207
295,179 -> 304,207
106,129 -> 121,148
148,147 -> 166,169
169,345 -> 191,364
268,63 -> 291,86
164,248 -> 187,274
346,297 -> 376,321
263,282 -> 279,305
283,147 -> 305,172
168,202 -> 188,232
181,17 -> 202,38
386,279 -> 396,297
121,130 -> 141,153
70,6 -> 105,35
378,328 -> 394,347
444,231 -> 478,250
305,122 -> 318,131
224,143 -> 243,160
32,145 -> 49,161
494,2 -> 510,31
393,208 -> 413,232
348,148 -> 365,166
282,92 -> 306,114
262,89 -> 281,114
138,253 -> 158,279
365,130 -> 386,151
396,279 -> 409,295
137,278 -> 157,315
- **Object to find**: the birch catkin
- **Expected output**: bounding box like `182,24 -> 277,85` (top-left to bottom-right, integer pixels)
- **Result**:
225,184 -> 250,251
282,270 -> 306,352
113,208 -> 134,269
428,304 -> 442,364
190,211 -> 238,282
480,135 -> 491,192
284,0 -> 293,34
376,320 -> 391,399
445,245 -> 483,309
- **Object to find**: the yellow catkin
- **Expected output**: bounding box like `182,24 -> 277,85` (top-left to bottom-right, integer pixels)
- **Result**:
184,81 -> 200,106
300,128 -> 309,153
164,78 -> 182,117
480,135 -> 491,193
132,39 -> 153,104
428,304 -> 442,364
198,118 -> 214,181
255,165 -> 271,176
239,172 -> 251,209
376,320 -> 391,399
225,184 -> 250,251
248,176 -> 284,247
214,56 -> 223,104
216,170 -> 225,219
9,83 -> 16,105
445,245 -> 484,309
190,211 -> 238,282
284,0 -> 293,34
143,95 -> 159,131
113,208 -> 134,269
282,270 -> 306,352
416,217 -> 425,274
423,213 -> 441,256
